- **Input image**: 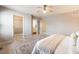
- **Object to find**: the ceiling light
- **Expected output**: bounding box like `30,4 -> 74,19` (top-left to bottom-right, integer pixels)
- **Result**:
43,10 -> 47,14
43,5 -> 47,14
36,5 -> 53,14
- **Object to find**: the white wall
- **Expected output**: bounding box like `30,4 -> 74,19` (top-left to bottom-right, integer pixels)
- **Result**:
24,15 -> 32,35
40,18 -> 47,34
0,6 -> 32,37
0,12 -> 1,33
45,13 -> 79,35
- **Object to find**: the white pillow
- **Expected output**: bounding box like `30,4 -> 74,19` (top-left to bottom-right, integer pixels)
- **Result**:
70,32 -> 78,40
76,37 -> 79,52
76,31 -> 79,36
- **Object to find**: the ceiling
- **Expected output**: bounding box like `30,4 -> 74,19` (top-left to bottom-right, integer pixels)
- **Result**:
2,5 -> 79,17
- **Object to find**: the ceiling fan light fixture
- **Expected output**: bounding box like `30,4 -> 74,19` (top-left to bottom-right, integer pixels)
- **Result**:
36,5 -> 53,14
43,10 -> 47,14
43,5 -> 47,14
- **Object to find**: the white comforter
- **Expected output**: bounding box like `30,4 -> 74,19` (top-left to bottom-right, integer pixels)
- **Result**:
32,34 -> 67,54
54,36 -> 73,54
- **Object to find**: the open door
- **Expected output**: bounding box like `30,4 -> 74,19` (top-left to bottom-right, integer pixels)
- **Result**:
13,15 -> 23,36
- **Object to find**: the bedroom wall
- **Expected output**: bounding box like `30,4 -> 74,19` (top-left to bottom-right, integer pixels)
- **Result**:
24,15 -> 32,35
44,12 -> 79,35
40,18 -> 47,34
0,6 -> 32,37
0,11 -> 1,33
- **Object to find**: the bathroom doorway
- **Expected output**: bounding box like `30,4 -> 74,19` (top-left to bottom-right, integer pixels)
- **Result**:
32,16 -> 47,35
32,16 -> 40,35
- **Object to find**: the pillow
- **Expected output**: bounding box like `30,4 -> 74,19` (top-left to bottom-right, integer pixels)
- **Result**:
70,32 -> 78,40
76,37 -> 79,53
55,32 -> 79,54
76,31 -> 79,36
71,32 -> 78,46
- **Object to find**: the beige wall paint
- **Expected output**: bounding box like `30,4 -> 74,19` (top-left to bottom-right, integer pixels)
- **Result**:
40,18 -> 47,34
45,13 -> 79,35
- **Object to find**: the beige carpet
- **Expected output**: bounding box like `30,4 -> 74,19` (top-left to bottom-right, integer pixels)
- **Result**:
0,34 -> 48,54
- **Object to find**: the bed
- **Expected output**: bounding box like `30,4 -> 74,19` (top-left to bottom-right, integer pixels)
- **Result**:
32,33 -> 79,54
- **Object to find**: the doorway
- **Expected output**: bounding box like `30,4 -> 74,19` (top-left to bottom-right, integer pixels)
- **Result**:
13,15 -> 23,36
32,16 -> 47,35
32,16 -> 40,35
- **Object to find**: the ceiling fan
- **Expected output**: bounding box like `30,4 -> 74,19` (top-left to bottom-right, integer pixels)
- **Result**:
36,5 -> 53,14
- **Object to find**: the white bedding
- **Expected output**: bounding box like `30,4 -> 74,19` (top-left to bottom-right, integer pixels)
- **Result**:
54,37 -> 73,54
32,34 -> 66,54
